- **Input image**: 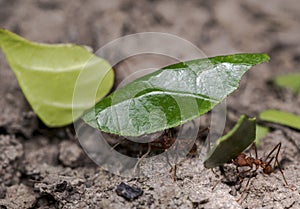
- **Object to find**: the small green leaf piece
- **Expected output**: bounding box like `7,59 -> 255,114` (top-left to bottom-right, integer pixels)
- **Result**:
255,125 -> 269,145
260,109 -> 300,130
204,115 -> 256,168
273,73 -> 300,94
0,29 -> 114,127
83,53 -> 269,136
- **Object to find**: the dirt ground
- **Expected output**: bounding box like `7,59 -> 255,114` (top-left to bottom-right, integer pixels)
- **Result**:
1,0 -> 300,208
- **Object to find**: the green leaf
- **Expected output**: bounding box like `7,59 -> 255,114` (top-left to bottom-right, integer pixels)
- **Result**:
260,109 -> 300,130
204,115 -> 256,168
0,29 -> 114,127
83,53 -> 269,136
273,73 -> 300,94
255,124 -> 269,145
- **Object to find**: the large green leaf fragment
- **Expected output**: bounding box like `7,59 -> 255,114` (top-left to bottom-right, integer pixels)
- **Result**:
204,115 -> 256,168
83,53 -> 269,136
260,109 -> 300,130
273,73 -> 300,94
0,29 -> 114,127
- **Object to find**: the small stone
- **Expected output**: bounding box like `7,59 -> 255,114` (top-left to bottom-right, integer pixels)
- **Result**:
115,182 -> 143,201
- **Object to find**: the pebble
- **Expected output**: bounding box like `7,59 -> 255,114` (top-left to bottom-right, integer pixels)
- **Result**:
115,182 -> 143,201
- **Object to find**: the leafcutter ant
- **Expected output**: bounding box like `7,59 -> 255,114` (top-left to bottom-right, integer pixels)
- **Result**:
146,128 -> 198,156
221,142 -> 289,202
111,127 -> 208,181
231,142 -> 288,186
145,127 -> 207,181
134,127 -> 208,181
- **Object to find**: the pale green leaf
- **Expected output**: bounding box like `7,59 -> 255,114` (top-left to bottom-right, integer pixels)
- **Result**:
273,73 -> 300,94
260,109 -> 300,130
0,29 -> 114,127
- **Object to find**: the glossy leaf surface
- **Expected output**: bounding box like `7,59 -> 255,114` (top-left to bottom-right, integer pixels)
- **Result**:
260,109 -> 300,130
0,29 -> 114,127
204,115 -> 256,168
83,53 -> 269,136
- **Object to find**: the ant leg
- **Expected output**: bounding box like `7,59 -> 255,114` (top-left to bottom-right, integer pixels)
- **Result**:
265,143 -> 288,186
167,128 -> 176,139
264,142 -> 281,162
191,127 -> 210,155
237,177 -> 251,203
263,143 -> 279,172
211,166 -> 223,190
203,127 -> 211,154
165,152 -> 178,181
110,137 -> 127,151
252,142 -> 258,160
235,166 -> 240,176
272,143 -> 282,168
133,143 -> 152,177
236,167 -> 254,185
249,143 -> 260,176
211,166 -> 223,191
198,127 -> 210,136
169,164 -> 177,181
212,178 -> 221,191
238,167 -> 253,176
245,176 -> 252,188
236,166 -> 255,203
211,168 -> 220,178
173,164 -> 177,181
266,156 -> 275,167
275,157 -> 288,186
236,166 -> 255,202
274,143 -> 288,185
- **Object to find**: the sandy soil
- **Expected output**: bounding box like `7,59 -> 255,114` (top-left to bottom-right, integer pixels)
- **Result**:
0,0 -> 300,208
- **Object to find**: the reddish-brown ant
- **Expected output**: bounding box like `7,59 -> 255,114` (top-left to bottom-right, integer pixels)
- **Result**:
147,127 -> 207,156
144,127 -> 208,180
151,126 -> 208,152
231,142 -> 288,186
112,127 -> 207,180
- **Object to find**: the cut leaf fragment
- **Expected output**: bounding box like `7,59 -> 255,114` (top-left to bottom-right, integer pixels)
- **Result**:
260,109 -> 300,131
0,29 -> 114,127
82,53 -> 269,136
204,115 -> 256,168
273,73 -> 300,94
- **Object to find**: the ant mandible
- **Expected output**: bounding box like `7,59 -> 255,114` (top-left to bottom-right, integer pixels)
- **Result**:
231,142 -> 288,186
